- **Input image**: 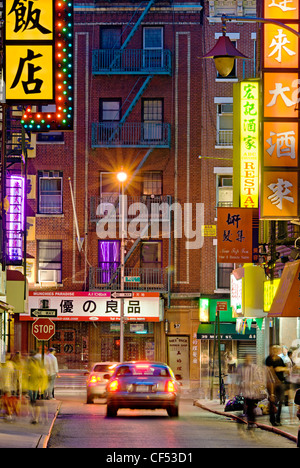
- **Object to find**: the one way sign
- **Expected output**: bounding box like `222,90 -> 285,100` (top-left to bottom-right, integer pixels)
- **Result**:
111,291 -> 133,299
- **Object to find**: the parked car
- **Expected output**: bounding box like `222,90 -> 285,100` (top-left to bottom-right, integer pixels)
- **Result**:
86,362 -> 118,404
105,361 -> 180,417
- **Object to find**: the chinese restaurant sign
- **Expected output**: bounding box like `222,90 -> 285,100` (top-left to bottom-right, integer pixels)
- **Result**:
240,80 -> 259,209
4,0 -> 73,131
20,291 -> 162,322
6,175 -> 25,265
262,0 -> 300,219
217,207 -> 259,263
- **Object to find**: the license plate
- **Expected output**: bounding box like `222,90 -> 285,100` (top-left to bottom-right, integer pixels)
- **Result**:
135,385 -> 149,393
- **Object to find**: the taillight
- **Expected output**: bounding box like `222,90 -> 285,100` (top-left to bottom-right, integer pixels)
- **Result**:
89,375 -> 98,384
165,380 -> 176,393
108,379 -> 119,392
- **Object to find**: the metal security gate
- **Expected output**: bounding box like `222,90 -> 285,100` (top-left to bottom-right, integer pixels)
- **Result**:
237,341 -> 257,364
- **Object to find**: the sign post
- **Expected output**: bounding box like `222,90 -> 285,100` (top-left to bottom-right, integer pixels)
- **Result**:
32,318 -> 56,362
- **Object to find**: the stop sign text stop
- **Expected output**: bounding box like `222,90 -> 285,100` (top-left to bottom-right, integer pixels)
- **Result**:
32,318 -> 56,341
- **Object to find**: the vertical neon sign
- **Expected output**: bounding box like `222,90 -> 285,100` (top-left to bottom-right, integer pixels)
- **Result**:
6,176 -> 25,264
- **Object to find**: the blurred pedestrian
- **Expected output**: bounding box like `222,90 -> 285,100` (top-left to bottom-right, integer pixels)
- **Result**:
235,354 -> 270,430
44,348 -> 58,399
266,345 -> 288,426
23,350 -> 48,424
0,355 -> 16,420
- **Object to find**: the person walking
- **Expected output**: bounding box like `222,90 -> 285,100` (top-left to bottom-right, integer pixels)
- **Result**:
235,354 -> 270,430
266,345 -> 288,426
45,348 -> 58,399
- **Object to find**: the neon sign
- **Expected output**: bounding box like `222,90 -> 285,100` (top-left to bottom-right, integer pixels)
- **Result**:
240,80 -> 259,208
6,176 -> 25,264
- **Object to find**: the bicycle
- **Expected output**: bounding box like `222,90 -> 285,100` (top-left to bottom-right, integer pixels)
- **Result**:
216,373 -> 228,405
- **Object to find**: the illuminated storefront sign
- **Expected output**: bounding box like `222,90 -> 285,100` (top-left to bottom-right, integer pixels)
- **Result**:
261,0 -> 300,219
264,278 -> 280,312
240,80 -> 259,208
4,0 -> 73,131
6,175 -> 25,265
20,292 -> 162,322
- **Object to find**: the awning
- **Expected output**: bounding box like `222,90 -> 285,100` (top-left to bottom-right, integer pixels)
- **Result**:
0,301 -> 15,312
197,323 -> 256,340
268,260 -> 300,317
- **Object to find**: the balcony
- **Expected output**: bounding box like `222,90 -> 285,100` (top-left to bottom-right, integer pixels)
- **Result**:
92,49 -> 172,75
89,267 -> 168,293
91,122 -> 171,148
90,194 -> 172,223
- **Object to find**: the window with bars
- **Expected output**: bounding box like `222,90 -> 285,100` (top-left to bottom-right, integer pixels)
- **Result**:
38,240 -> 62,283
38,171 -> 63,214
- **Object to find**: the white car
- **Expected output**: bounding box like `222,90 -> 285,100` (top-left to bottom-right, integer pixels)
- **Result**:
86,362 -> 118,404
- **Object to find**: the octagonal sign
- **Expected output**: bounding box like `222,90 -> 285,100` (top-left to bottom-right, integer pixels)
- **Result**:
32,318 -> 55,341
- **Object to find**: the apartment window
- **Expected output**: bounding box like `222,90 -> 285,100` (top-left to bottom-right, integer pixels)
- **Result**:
217,175 -> 233,207
217,263 -> 234,290
143,27 -> 163,68
142,99 -> 163,141
100,27 -> 122,49
217,103 -> 233,146
98,240 -> 120,283
141,241 -> 162,269
38,241 -> 62,283
143,171 -> 162,196
99,99 -> 121,122
38,171 -> 63,214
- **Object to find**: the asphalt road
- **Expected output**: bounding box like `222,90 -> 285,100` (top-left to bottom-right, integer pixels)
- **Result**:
47,393 -> 296,449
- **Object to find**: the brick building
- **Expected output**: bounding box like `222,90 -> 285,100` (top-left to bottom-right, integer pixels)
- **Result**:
11,0 -> 258,387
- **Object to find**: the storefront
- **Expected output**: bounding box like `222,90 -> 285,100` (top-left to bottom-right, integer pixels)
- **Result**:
19,291 -> 163,369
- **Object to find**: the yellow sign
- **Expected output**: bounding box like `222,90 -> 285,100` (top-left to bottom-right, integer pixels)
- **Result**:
5,0 -> 54,41
240,81 -> 259,208
5,45 -> 54,101
201,225 -> 216,237
264,279 -> 280,312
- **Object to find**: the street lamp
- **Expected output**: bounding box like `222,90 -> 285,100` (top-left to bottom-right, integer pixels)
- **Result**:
202,14 -> 300,77
117,169 -> 128,363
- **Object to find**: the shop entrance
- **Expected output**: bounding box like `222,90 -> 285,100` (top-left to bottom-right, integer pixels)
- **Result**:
49,322 -> 89,370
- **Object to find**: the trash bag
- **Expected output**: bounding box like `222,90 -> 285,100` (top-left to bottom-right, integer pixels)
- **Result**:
225,395 -> 244,412
294,388 -> 300,405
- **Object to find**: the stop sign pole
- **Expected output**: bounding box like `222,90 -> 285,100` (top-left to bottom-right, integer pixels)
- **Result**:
32,318 -> 56,362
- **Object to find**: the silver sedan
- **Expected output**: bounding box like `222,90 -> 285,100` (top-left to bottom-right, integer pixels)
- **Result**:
105,362 -> 181,418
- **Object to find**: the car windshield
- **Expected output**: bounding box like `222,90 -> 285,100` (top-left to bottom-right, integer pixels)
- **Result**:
93,364 -> 114,372
116,365 -> 170,377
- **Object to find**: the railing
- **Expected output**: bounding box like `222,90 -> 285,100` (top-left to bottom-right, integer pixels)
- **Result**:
92,49 -> 172,75
90,194 -> 172,222
91,122 -> 171,148
89,266 -> 168,292
216,130 -> 233,147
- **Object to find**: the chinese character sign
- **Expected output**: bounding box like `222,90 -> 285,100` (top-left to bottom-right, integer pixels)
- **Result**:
4,0 -> 74,131
262,0 -> 300,219
240,81 -> 259,209
217,207 -> 259,263
6,175 -> 25,264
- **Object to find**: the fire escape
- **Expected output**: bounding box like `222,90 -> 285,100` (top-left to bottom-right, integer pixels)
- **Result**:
90,0 -> 172,293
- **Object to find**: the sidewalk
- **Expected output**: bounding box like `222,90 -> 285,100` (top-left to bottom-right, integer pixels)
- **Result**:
194,398 -> 300,446
0,399 -> 61,448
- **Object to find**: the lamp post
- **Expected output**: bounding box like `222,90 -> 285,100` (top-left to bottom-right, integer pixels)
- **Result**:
202,14 -> 300,77
117,169 -> 128,363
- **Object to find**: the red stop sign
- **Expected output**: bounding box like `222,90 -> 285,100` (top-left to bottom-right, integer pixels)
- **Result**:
32,318 -> 56,341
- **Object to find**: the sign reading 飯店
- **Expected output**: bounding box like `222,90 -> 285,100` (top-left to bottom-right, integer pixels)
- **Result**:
4,0 -> 55,103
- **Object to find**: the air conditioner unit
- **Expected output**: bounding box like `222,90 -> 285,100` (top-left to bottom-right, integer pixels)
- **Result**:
38,269 -> 57,283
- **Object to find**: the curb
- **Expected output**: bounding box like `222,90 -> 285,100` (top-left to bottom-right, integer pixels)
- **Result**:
37,401 -> 62,448
193,400 -> 298,444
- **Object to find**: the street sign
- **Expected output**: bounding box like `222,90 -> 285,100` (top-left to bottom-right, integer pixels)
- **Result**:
125,276 -> 140,283
32,318 -> 56,341
31,308 -> 57,318
111,291 -> 133,299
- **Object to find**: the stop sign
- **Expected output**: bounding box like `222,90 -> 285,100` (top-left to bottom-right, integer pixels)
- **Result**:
32,318 -> 56,341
